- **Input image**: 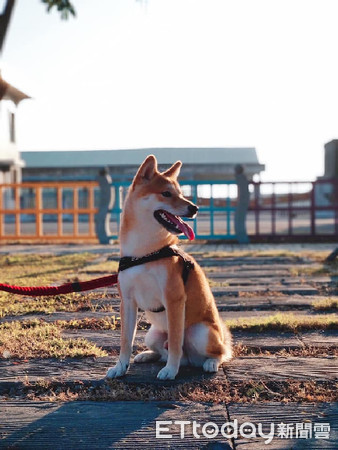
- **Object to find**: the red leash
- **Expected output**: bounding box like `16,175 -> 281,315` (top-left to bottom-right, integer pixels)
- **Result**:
0,274 -> 118,297
0,246 -> 192,297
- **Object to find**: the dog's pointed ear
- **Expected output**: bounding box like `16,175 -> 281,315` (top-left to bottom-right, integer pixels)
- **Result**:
163,161 -> 182,180
132,155 -> 158,187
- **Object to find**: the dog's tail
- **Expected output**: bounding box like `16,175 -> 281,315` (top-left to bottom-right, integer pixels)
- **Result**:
221,323 -> 233,362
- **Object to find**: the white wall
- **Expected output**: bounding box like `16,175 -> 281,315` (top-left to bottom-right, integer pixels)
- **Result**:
0,100 -> 24,184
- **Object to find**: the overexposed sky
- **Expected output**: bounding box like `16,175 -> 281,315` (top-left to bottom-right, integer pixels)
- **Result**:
2,0 -> 338,181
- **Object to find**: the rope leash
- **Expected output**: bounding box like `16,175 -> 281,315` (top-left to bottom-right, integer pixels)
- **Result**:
0,274 -> 118,296
0,245 -> 193,298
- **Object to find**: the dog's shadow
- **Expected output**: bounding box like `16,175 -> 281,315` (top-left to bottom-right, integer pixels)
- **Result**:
117,361 -> 222,385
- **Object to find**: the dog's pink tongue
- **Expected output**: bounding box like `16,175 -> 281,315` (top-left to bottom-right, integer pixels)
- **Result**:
168,213 -> 195,241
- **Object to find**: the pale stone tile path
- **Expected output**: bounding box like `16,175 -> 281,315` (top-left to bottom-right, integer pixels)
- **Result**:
0,243 -> 337,448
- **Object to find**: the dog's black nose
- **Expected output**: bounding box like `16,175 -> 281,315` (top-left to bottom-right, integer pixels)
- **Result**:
188,204 -> 199,216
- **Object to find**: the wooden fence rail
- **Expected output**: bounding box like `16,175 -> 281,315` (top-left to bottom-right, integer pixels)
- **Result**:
0,182 -> 99,242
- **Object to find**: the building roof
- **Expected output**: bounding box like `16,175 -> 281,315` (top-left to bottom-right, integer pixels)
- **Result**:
22,147 -> 263,168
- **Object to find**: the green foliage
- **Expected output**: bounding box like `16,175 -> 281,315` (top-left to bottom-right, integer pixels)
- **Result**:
41,0 -> 76,19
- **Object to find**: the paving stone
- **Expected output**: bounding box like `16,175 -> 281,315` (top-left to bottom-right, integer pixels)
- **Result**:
215,296 -> 315,310
228,402 -> 337,449
225,357 -> 337,382
1,242 -> 334,255
0,244 -> 120,256
0,401 -> 234,449
298,331 -> 338,348
212,285 -> 319,296
218,310 -> 310,320
234,330 -> 338,350
0,357 -> 114,387
60,329 -> 146,351
209,276 -> 333,286
207,270 -> 291,279
268,296 -> 319,308
197,258 -> 312,267
0,310 -> 120,324
232,331 -> 302,351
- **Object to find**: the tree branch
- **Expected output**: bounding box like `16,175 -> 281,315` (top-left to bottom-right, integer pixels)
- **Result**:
0,0 -> 16,53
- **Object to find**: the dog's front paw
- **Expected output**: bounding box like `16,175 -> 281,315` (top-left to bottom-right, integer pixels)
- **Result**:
105,361 -> 129,379
157,365 -> 178,380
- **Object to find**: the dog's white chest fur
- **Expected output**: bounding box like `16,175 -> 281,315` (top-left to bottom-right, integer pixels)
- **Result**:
118,264 -> 168,329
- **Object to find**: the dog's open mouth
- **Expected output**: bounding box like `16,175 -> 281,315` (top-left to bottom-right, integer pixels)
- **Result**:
154,210 -> 195,240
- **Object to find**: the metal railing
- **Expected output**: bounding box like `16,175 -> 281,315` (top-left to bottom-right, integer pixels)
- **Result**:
108,180 -> 238,240
247,179 -> 338,239
1,177 -> 337,243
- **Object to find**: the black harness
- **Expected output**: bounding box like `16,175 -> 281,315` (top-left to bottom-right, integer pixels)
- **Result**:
118,245 -> 194,313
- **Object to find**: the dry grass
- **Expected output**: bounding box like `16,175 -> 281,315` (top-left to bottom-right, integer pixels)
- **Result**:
0,320 -> 107,359
225,312 -> 338,332
57,316 -> 120,331
10,312 -> 335,334
312,297 -> 338,311
0,292 -> 114,318
233,343 -> 338,358
79,260 -> 119,274
15,378 -> 338,404
289,260 -> 338,277
0,253 -> 98,284
208,279 -> 229,287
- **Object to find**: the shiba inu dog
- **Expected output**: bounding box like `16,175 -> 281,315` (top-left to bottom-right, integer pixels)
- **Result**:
106,155 -> 232,380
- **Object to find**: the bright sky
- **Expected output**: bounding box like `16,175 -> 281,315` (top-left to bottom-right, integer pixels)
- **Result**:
2,0 -> 338,181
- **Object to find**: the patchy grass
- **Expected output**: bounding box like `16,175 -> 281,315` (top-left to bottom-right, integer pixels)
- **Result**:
13,312 -> 336,334
0,292 -> 114,318
57,316 -> 121,331
233,343 -> 338,358
289,260 -> 338,277
238,290 -> 286,298
0,253 -> 99,284
12,378 -> 337,404
289,265 -> 326,277
312,297 -> 338,312
0,320 -> 107,359
225,313 -> 338,332
57,315 -> 151,331
208,279 -> 229,288
324,259 -> 338,277
79,260 -> 119,274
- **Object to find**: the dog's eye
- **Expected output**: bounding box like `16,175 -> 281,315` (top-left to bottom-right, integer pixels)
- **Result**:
162,191 -> 172,198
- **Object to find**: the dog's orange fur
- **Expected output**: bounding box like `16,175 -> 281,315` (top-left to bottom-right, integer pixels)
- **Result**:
106,155 -> 232,380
